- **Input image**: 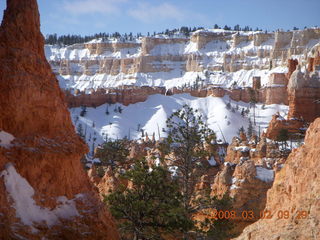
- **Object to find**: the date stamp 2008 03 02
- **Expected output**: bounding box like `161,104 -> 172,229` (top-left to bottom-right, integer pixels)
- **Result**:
205,209 -> 309,221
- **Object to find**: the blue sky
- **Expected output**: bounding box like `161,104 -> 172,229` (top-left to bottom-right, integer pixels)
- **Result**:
0,0 -> 319,36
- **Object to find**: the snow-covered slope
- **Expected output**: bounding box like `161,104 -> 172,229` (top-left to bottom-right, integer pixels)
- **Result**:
46,28 -> 320,91
70,94 -> 288,153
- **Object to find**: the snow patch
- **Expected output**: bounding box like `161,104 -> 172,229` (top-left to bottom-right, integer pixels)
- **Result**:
234,146 -> 250,152
70,93 -> 288,147
0,163 -> 80,231
0,131 -> 15,148
208,156 -> 217,166
255,166 -> 274,182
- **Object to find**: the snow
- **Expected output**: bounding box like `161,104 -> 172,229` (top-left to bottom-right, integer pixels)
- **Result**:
169,166 -> 178,177
255,166 -> 274,182
224,162 -> 235,167
45,45 -> 141,61
0,130 -> 15,148
234,146 -> 250,152
44,27 -> 320,92
54,66 -> 290,92
0,163 -> 79,231
208,156 -> 217,166
155,157 -> 161,167
150,43 -> 187,56
70,93 -> 288,148
230,184 -> 239,190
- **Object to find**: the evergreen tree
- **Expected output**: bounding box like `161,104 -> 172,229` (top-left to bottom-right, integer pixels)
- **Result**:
233,24 -> 241,31
80,106 -> 87,117
277,128 -> 289,149
196,193 -> 235,240
164,105 -> 216,216
96,139 -> 129,171
249,87 -> 257,125
105,160 -> 192,240
241,108 -> 245,117
77,123 -> 85,139
247,119 -> 253,138
226,102 -> 231,110
237,126 -> 246,137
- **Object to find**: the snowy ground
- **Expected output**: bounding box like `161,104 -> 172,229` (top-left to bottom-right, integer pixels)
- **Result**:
0,130 -> 15,148
70,93 -> 288,155
0,163 -> 80,233
57,66 -> 288,92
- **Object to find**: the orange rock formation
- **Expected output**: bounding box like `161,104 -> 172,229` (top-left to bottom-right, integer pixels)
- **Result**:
235,117 -> 320,240
0,0 -> 119,239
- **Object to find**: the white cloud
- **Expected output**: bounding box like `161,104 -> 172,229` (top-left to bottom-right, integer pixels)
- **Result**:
128,2 -> 185,22
63,0 -> 126,15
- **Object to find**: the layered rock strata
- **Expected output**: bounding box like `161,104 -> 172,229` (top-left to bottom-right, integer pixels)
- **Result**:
65,74 -> 289,108
0,0 -> 119,238
45,29 -> 320,91
287,65 -> 320,122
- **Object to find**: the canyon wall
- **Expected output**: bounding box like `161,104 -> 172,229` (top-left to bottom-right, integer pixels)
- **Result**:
0,0 -> 119,239
235,117 -> 320,240
65,74 -> 289,108
287,64 -> 320,122
45,29 -> 320,91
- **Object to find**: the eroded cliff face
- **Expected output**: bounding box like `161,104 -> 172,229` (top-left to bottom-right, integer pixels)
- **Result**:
0,0 -> 119,239
45,29 -> 320,91
211,133 -> 285,236
287,63 -> 320,122
235,117 -> 320,240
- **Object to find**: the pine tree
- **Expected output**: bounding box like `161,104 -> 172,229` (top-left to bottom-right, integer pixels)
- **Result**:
196,193 -> 235,240
80,106 -> 87,117
241,108 -> 245,117
226,102 -> 231,110
96,139 -> 129,171
77,123 -> 85,139
105,160 -> 192,240
247,119 -> 253,138
277,128 -> 289,149
164,105 -> 216,217
237,126 -> 246,137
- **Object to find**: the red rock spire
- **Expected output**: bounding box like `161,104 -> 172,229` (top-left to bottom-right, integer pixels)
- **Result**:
0,0 -> 75,138
1,0 -> 44,54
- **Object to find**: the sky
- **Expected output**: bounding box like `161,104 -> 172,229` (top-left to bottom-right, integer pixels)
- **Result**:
0,0 -> 319,36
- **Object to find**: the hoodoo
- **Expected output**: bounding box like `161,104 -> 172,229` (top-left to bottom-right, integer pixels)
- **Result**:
234,118 -> 320,239
0,0 -> 119,239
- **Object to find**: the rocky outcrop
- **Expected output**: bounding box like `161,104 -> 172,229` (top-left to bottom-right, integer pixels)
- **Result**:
0,0 -> 119,238
287,59 -> 298,79
65,77 -> 291,108
46,28 -> 320,91
191,30 -> 234,49
85,42 -> 141,55
235,117 -> 320,240
211,133 -> 287,236
265,114 -> 305,140
211,160 -> 274,236
65,86 -> 166,107
287,65 -> 320,122
141,37 -> 188,55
